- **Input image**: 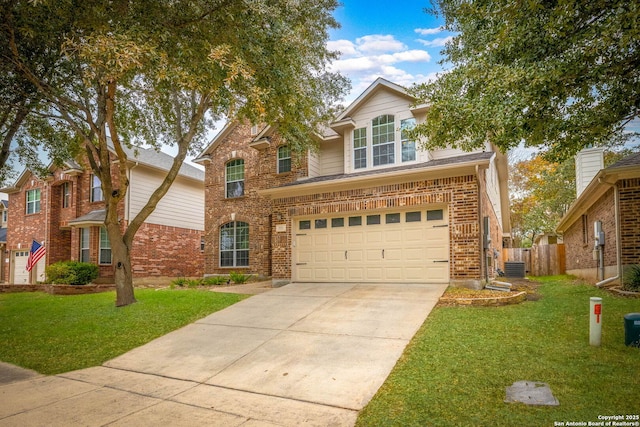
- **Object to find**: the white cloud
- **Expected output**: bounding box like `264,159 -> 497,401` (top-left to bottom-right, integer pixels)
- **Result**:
416,36 -> 454,48
415,27 -> 444,35
327,34 -> 438,102
327,39 -> 358,57
354,35 -> 406,54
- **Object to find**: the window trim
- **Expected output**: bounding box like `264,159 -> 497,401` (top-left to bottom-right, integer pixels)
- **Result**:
277,145 -> 292,174
225,159 -> 245,198
80,228 -> 90,263
26,188 -> 41,214
220,221 -> 249,267
62,182 -> 71,208
372,114 -> 395,166
353,127 -> 367,169
90,175 -> 103,203
401,118 -> 417,163
99,227 -> 112,265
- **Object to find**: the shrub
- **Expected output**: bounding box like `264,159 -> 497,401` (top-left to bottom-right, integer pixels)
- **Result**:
201,276 -> 229,286
229,271 -> 252,284
623,265 -> 640,292
46,261 -> 99,286
171,278 -> 189,287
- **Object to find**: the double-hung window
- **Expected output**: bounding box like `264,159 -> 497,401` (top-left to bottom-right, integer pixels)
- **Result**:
99,227 -> 112,264
90,175 -> 103,202
62,182 -> 71,208
353,127 -> 367,169
372,115 -> 395,166
220,221 -> 249,267
226,159 -> 245,198
80,228 -> 90,262
401,118 -> 417,162
277,146 -> 291,173
26,189 -> 41,214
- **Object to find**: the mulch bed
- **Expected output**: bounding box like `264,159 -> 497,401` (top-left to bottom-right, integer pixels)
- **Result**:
438,277 -> 542,307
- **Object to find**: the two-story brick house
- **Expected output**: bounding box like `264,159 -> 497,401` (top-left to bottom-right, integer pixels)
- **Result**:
2,146 -> 205,284
196,78 -> 511,288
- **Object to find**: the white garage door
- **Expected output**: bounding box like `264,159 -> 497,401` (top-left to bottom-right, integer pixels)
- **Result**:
12,251 -> 30,284
293,207 -> 449,283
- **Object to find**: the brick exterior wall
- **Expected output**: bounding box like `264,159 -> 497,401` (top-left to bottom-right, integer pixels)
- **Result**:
564,187 -> 617,280
203,124 -> 304,276
5,155 -> 203,283
619,178 -> 640,268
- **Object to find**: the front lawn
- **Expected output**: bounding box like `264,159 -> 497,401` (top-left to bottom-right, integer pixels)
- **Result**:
0,289 -> 247,375
357,276 -> 640,426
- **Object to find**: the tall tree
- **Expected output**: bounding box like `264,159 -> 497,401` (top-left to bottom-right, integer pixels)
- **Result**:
2,0 -> 348,306
509,154 -> 575,246
410,0 -> 639,161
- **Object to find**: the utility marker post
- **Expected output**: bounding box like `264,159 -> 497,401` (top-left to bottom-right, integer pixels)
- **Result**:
590,297 -> 602,346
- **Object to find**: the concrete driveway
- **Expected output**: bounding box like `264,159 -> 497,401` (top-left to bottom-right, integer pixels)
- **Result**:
0,282 -> 446,426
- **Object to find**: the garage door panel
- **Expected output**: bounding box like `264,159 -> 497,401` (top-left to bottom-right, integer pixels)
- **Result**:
294,208 -> 450,283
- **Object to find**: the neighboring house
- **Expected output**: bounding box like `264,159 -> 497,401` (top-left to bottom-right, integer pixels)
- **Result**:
1,146 -> 205,284
556,149 -> 640,284
533,233 -> 563,246
195,78 -> 511,288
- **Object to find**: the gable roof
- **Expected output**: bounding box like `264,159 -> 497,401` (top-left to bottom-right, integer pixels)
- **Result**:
334,78 -> 415,122
556,150 -> 640,233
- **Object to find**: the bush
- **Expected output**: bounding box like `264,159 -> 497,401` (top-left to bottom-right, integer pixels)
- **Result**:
170,277 -> 203,288
623,265 -> 640,292
229,271 -> 252,284
201,276 -> 229,286
46,261 -> 99,286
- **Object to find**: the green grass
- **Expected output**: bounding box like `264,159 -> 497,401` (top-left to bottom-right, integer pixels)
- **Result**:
0,289 -> 247,375
357,276 -> 640,426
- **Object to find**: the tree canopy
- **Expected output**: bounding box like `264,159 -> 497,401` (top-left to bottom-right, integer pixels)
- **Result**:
410,0 -> 639,161
2,0 -> 348,305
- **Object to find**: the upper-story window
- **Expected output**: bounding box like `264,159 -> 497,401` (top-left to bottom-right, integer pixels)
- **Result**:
90,175 -> 103,202
277,146 -> 291,173
3,208 -> 8,223
26,189 -> 41,214
62,182 -> 71,208
353,127 -> 367,169
401,118 -> 417,162
372,114 -> 395,166
226,159 -> 245,198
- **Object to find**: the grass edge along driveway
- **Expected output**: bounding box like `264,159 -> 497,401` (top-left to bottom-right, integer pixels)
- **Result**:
357,276 -> 640,427
0,289 -> 247,375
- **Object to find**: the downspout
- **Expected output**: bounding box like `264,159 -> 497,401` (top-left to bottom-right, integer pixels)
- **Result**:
476,164 -> 488,285
595,182 -> 621,287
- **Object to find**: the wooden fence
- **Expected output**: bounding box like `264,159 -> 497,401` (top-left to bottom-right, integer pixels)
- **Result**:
503,244 -> 566,276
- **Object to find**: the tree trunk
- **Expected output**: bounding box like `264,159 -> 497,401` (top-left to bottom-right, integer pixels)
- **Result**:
111,233 -> 136,307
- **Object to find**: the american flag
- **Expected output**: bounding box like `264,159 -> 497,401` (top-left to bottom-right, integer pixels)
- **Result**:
26,240 -> 46,272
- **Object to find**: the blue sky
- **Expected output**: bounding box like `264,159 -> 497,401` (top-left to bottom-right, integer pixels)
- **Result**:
327,1 -> 450,103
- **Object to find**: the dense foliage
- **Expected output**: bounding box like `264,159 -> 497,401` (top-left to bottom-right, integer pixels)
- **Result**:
411,0 -> 639,161
1,0 -> 348,305
45,261 -> 99,285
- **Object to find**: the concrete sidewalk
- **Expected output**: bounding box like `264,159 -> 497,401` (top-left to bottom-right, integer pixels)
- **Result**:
0,282 -> 446,426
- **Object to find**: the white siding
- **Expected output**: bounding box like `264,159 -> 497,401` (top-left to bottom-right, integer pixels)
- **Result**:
127,166 -> 204,230
308,150 -> 321,178
319,141 -> 344,176
345,90 -> 417,173
430,146 -> 484,160
485,157 -> 503,226
575,147 -> 604,197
